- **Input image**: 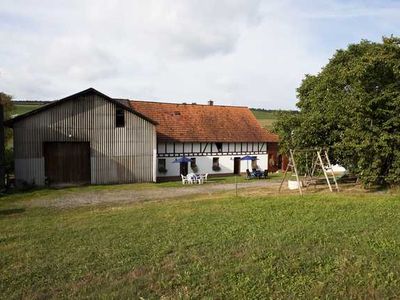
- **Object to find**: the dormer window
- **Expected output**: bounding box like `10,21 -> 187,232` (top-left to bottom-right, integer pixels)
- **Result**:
116,107 -> 125,127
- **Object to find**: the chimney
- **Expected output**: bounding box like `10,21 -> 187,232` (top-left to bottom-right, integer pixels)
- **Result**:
208,100 -> 214,106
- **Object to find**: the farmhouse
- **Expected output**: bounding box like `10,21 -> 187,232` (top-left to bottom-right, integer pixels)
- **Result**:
130,100 -> 274,180
7,88 -> 276,186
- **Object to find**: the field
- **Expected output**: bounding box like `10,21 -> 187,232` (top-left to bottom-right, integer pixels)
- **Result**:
251,109 -> 279,130
11,104 -> 42,117
1,182 -> 400,298
251,109 -> 299,131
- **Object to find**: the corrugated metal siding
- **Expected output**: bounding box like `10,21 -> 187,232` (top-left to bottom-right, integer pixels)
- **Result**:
13,94 -> 156,185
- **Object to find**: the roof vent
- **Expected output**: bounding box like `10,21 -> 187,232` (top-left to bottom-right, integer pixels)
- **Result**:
208,100 -> 214,106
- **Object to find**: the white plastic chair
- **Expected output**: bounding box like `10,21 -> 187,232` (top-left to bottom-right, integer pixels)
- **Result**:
203,173 -> 208,182
187,173 -> 195,184
197,175 -> 204,184
189,173 -> 203,184
181,174 -> 188,184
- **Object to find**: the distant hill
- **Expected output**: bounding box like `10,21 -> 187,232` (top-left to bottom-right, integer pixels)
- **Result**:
11,101 -> 48,117
12,100 -> 52,105
250,109 -> 297,131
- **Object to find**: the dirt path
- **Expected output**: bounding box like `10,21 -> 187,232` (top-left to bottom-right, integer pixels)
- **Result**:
31,180 -> 282,208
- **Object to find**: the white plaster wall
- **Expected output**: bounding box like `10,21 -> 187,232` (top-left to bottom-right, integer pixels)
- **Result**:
157,154 -> 268,177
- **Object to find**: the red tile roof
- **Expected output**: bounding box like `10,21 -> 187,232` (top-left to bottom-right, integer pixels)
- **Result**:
129,100 -> 277,143
265,130 -> 279,142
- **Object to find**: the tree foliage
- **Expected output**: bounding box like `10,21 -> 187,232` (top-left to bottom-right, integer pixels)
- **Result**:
0,92 -> 14,141
0,92 -> 14,173
274,37 -> 400,186
0,92 -> 14,119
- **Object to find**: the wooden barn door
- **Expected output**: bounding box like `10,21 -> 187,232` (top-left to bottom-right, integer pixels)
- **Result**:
44,142 -> 91,185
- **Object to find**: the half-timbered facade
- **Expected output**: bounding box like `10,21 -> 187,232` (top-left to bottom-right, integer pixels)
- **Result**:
130,100 -> 275,180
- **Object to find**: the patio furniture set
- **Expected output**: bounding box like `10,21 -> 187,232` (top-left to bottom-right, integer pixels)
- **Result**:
181,173 -> 209,184
246,169 -> 269,179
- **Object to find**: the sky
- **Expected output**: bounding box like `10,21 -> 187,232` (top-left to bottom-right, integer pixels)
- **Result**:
1,0 -> 400,109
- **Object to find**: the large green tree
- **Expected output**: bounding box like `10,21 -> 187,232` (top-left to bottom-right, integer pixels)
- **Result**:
275,36 -> 400,186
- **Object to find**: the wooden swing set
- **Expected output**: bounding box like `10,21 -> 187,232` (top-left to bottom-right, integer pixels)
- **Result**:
279,149 -> 339,195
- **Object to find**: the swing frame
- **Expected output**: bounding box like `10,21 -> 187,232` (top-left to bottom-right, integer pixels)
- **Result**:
278,148 -> 339,195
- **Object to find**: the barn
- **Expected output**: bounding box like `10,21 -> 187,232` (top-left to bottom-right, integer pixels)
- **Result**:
7,88 -> 277,186
7,88 -> 157,186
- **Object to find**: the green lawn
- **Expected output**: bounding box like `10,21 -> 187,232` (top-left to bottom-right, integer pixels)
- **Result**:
1,187 -> 400,298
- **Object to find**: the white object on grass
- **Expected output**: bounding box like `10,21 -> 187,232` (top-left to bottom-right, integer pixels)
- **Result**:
288,180 -> 303,190
325,164 -> 347,178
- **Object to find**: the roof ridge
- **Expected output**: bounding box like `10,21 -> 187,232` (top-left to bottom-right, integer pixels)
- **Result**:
124,98 -> 248,108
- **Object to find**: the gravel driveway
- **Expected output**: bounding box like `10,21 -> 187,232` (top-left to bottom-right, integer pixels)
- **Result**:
31,180 -> 282,208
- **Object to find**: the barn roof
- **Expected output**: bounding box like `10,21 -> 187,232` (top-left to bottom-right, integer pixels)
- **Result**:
129,100 -> 276,143
5,88 -> 157,127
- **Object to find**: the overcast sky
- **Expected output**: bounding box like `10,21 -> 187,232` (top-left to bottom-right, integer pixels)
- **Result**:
1,0 -> 400,109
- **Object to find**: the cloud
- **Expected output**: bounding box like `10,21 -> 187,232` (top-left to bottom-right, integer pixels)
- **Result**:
293,0 -> 400,19
0,0 -> 400,108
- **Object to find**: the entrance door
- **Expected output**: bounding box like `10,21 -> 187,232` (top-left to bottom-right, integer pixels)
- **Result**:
180,162 -> 188,175
43,142 -> 91,185
234,157 -> 241,174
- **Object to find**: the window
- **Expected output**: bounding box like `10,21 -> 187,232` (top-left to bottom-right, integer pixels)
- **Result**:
116,107 -> 125,127
190,158 -> 196,168
215,142 -> 223,152
212,157 -> 221,171
158,158 -> 167,173
190,158 -> 198,172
